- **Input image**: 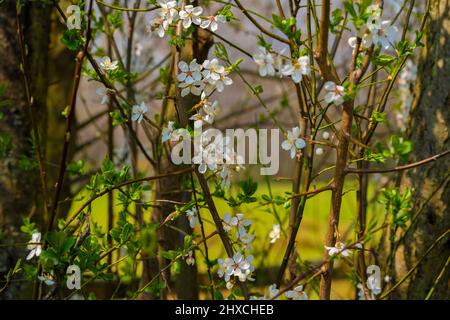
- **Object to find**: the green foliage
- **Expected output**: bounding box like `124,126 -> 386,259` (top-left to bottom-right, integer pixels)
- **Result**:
107,11 -> 123,30
61,29 -> 84,51
370,135 -> 413,162
372,54 -> 396,67
109,110 -> 127,126
218,5 -> 238,22
67,159 -> 86,176
0,133 -> 12,157
271,14 -> 301,44
370,111 -> 386,123
330,8 -> 345,34
20,218 -> 38,235
381,188 -> 413,228
344,0 -> 374,30
226,177 -> 258,207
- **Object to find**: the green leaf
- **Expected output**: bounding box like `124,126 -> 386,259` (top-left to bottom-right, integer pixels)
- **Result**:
61,29 -> 84,51
372,54 -> 396,66
371,111 -> 386,123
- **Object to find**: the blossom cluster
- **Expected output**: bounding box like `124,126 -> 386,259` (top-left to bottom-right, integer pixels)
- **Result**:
148,1 -> 226,38
217,213 -> 255,290
347,4 -> 398,51
177,58 -> 233,97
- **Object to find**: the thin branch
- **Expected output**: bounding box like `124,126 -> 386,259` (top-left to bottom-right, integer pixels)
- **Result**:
345,150 -> 450,175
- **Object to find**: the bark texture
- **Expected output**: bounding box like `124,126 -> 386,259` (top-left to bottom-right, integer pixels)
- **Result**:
0,1 -> 51,299
394,0 -> 450,299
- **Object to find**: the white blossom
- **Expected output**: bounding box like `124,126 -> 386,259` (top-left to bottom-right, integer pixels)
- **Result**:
26,232 -> 42,260
158,0 -> 178,20
281,56 -> 311,82
325,241 -> 350,257
367,19 -> 398,50
185,207 -> 199,228
230,213 -> 252,238
131,102 -> 148,123
222,253 -> 254,283
99,56 -> 118,71
202,59 -> 225,81
178,59 -> 202,84
161,121 -> 175,142
200,15 -> 226,32
253,47 -> 275,77
268,284 -> 279,298
149,15 -> 171,38
179,80 -> 205,97
281,126 -> 306,159
324,81 -> 345,106
285,285 -> 308,300
38,272 -> 55,286
269,224 -> 281,244
179,5 -> 203,29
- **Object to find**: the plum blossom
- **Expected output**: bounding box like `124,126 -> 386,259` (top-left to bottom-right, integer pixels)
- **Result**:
99,56 -> 118,71
367,19 -> 398,50
149,15 -> 171,38
268,284 -> 279,298
230,213 -> 252,238
200,15 -> 226,32
158,0 -> 178,20
179,5 -> 203,28
212,71 -> 233,93
281,127 -> 306,159
269,224 -> 281,244
131,102 -> 148,123
26,232 -> 42,260
315,147 -> 324,156
179,80 -> 205,97
222,252 -> 255,283
178,59 -> 202,84
281,56 -> 311,82
324,81 -> 345,106
322,131 -> 330,140
285,285 -> 308,300
185,207 -> 199,228
161,121 -> 175,142
240,233 -> 255,251
38,272 -> 55,286
191,98 -> 220,125
325,241 -> 350,257
253,47 -> 275,77
202,59 -> 225,81
202,59 -> 233,93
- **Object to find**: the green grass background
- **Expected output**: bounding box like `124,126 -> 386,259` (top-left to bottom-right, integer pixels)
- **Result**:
70,179 -> 384,299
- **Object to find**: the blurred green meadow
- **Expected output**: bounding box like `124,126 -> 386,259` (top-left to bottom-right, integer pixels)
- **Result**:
69,178 -> 384,299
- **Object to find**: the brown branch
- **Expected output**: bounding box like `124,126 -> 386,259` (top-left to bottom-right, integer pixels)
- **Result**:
63,167 -> 193,230
233,0 -> 290,45
48,0 -> 94,232
345,150 -> 450,175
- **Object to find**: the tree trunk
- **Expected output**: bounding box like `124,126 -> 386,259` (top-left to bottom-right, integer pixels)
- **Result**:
394,0 -> 450,299
0,0 -> 51,299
